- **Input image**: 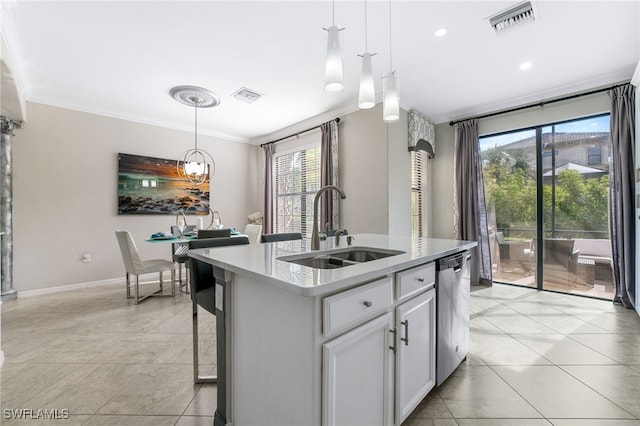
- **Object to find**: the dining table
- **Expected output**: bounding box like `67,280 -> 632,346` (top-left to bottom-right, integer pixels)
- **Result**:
145,230 -> 247,292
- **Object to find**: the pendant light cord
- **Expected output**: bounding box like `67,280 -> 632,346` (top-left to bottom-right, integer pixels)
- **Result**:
332,0 -> 335,25
388,0 -> 393,70
364,0 -> 368,52
193,102 -> 199,151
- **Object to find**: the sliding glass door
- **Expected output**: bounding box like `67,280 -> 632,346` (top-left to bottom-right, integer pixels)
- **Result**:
481,114 -> 614,299
481,129 -> 538,289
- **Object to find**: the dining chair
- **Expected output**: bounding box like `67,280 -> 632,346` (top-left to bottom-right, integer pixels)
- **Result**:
114,230 -> 176,304
243,224 -> 262,244
174,228 -> 233,293
172,244 -> 190,294
197,229 -> 231,239
188,236 -> 250,383
260,232 -> 303,243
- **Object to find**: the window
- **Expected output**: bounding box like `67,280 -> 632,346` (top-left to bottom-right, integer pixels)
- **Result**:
410,150 -> 428,237
588,146 -> 602,165
273,139 -> 321,238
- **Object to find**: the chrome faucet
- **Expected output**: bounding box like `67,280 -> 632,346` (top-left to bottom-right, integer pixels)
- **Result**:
311,185 -> 346,250
334,229 -> 346,246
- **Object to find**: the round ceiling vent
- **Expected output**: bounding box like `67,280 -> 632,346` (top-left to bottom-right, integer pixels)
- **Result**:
169,85 -> 220,108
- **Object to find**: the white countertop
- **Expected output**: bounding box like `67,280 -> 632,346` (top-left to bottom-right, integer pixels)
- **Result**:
188,233 -> 477,297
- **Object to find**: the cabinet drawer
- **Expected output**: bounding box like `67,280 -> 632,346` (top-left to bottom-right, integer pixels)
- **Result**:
323,277 -> 393,336
396,262 -> 435,301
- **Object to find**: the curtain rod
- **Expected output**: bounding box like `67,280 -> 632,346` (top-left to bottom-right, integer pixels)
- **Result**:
259,118 -> 340,148
448,82 -> 630,127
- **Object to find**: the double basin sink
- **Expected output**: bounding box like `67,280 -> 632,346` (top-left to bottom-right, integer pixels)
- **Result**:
278,247 -> 405,269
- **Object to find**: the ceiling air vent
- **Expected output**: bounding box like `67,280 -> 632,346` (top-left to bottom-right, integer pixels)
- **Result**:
232,87 -> 263,103
489,1 -> 535,34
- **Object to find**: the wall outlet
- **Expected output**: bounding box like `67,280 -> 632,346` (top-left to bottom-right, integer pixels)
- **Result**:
81,252 -> 91,263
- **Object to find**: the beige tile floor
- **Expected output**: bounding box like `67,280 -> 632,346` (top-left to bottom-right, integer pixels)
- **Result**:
1,282 -> 640,425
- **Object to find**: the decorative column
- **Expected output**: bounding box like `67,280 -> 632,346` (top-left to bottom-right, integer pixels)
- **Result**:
1,116 -> 22,301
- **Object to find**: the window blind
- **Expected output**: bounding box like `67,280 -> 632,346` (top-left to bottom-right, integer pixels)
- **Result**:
411,150 -> 428,237
273,138 -> 321,238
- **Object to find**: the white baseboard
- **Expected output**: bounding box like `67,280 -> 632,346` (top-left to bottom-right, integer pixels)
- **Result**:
18,278 -> 125,298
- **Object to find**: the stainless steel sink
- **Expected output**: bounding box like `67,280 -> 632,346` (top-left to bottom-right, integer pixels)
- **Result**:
278,247 -> 405,269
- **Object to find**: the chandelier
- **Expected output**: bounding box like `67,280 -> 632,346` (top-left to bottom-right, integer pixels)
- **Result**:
170,85 -> 220,186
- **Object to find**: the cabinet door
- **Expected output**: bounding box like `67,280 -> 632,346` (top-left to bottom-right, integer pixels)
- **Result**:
396,289 -> 436,424
323,312 -> 394,426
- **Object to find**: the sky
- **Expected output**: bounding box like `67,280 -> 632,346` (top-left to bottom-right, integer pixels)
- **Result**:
479,114 -> 610,152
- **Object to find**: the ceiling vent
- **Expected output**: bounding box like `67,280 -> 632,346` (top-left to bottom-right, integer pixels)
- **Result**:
489,1 -> 536,34
232,87 -> 263,103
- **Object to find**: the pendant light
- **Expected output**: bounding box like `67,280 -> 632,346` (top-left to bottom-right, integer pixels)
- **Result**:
358,0 -> 376,109
383,71 -> 399,122
382,0 -> 399,123
170,85 -> 220,186
323,0 -> 344,92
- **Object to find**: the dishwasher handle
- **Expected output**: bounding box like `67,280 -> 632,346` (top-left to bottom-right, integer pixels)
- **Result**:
438,250 -> 471,272
454,252 -> 472,272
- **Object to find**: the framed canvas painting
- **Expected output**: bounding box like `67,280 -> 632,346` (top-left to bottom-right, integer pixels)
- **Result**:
117,152 -> 210,215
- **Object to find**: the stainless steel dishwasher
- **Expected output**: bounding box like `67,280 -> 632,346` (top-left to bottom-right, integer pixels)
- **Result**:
436,250 -> 471,386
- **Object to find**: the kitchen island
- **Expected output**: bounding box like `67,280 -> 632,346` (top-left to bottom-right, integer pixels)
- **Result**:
189,233 -> 476,426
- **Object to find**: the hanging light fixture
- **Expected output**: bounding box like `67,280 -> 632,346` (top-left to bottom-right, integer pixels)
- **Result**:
382,0 -> 399,123
323,0 -> 344,92
358,0 -> 376,109
170,85 -> 220,186
383,71 -> 399,122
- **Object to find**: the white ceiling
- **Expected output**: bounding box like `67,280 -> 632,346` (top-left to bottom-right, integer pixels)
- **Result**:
1,1 -> 639,144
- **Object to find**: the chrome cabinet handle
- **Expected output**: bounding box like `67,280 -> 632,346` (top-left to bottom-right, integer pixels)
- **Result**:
363,300 -> 373,308
389,328 -> 397,353
400,320 -> 409,346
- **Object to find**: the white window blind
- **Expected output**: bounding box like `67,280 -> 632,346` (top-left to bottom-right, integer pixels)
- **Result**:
273,131 -> 321,238
411,150 -> 428,237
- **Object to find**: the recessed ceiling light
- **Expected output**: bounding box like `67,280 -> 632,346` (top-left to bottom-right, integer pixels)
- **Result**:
520,62 -> 532,70
434,28 -> 447,37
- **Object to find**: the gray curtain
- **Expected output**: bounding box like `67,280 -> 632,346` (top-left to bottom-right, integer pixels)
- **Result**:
455,119 -> 493,286
320,120 -> 339,230
608,84 -> 636,309
263,143 -> 275,234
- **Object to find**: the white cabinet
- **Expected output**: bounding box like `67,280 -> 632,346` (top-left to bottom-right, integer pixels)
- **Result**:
322,262 -> 437,426
323,277 -> 393,336
395,261 -> 435,302
322,312 -> 394,426
395,288 -> 436,424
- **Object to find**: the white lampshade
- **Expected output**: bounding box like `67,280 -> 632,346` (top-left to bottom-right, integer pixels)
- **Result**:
383,71 -> 399,123
184,160 -> 207,177
324,25 -> 344,92
178,147 -> 213,186
358,52 -> 375,109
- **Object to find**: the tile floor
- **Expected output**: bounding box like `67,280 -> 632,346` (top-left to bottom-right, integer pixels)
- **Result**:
1,282 -> 640,425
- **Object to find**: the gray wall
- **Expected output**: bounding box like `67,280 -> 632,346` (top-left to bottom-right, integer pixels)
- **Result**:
387,109 -> 412,237
13,102 -> 259,292
339,104 -> 389,234
338,103 -> 411,236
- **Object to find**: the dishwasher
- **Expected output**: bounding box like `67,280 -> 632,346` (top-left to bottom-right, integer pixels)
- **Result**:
436,250 -> 471,386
